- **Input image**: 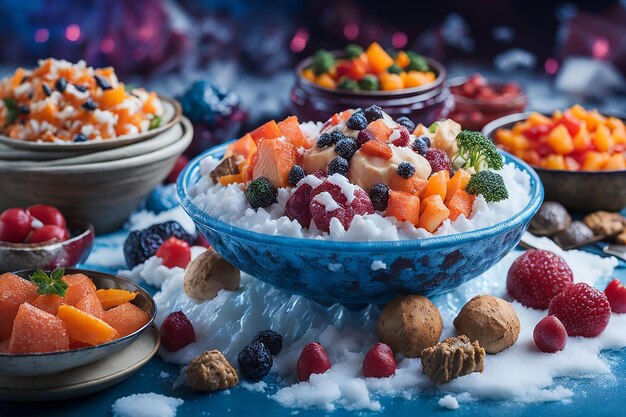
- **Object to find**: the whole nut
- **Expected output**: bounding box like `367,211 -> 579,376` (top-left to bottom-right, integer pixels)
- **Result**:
583,211 -> 626,237
184,248 -> 240,301
453,295 -> 520,354
186,350 -> 239,391
421,335 -> 485,384
377,294 -> 443,358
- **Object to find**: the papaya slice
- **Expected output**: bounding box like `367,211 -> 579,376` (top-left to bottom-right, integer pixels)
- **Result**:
278,116 -> 311,149
250,120 -> 282,145
8,303 -> 69,354
76,293 -> 105,319
57,305 -> 118,346
0,273 -> 38,341
252,138 -> 298,188
95,289 -> 137,310
103,302 -> 150,338
386,191 -> 420,225
447,189 -> 476,221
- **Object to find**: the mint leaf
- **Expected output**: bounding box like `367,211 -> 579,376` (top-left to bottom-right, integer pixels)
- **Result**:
4,98 -> 18,126
149,115 -> 162,130
30,267 -> 67,297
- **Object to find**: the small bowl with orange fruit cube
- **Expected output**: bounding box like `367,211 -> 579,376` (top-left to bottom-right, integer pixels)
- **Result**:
0,267 -> 155,377
483,108 -> 626,212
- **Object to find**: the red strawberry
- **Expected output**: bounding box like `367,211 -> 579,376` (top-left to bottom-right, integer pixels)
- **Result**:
160,311 -> 196,352
309,181 -> 374,232
156,237 -> 192,269
604,279 -> 626,314
507,250 -> 573,309
391,126 -> 411,147
297,342 -> 331,381
533,315 -> 567,353
548,283 -> 611,337
362,342 -> 396,378
285,184 -> 313,227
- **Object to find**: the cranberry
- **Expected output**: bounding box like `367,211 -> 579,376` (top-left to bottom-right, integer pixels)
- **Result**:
160,311 -> 196,352
27,224 -> 69,243
0,208 -> 32,243
27,204 -> 67,228
533,315 -> 567,353
155,237 -> 192,269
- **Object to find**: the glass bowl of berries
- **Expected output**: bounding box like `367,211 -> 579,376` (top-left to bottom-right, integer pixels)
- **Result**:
0,205 -> 94,272
448,74 -> 527,132
290,43 -> 453,126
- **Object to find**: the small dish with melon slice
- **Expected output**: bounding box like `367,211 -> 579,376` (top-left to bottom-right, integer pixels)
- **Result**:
0,267 -> 155,376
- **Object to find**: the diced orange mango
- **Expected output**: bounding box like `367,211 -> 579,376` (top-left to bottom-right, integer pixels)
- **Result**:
603,153 -> 626,170
445,169 -> 471,205
360,139 -> 393,160
0,273 -> 38,341
31,294 -> 65,315
103,302 -> 150,338
76,293 -> 105,319
278,116 -> 310,149
365,42 -> 394,73
301,68 -> 316,82
252,138 -> 298,188
95,289 -> 137,310
99,85 -> 126,109
250,120 -> 283,145
386,191 -> 420,226
542,154 -> 566,170
546,124 -> 574,155
388,175 -> 428,196
379,73 -> 403,90
447,189 -> 476,221
570,104 -> 588,119
367,119 -> 393,142
8,303 -> 69,354
57,305 -> 118,346
225,133 -> 258,163
593,124 -> 614,152
316,73 -> 336,89
413,123 -> 428,136
422,170 -> 449,201
218,173 -> 244,186
63,274 -> 97,306
581,152 -> 611,171
396,51 -> 410,69
528,112 -> 552,126
404,71 -> 434,88
418,194 -> 450,233
572,123 -> 591,151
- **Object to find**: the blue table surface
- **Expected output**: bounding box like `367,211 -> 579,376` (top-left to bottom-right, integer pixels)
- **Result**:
3,198 -> 626,417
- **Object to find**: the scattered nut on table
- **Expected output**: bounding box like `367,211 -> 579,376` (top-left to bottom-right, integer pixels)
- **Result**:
529,201 -> 571,236
421,335 -> 485,384
184,248 -> 240,301
552,221 -> 596,249
186,350 -> 239,392
453,295 -> 520,354
377,294 -> 443,358
583,211 -> 626,237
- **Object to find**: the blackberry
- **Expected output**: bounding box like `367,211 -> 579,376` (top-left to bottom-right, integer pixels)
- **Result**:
252,330 -> 283,355
42,84 -> 52,97
55,77 -> 67,93
370,183 -> 390,211
411,135 -> 430,156
364,105 -> 383,123
356,129 -> 375,148
346,111 -> 367,131
123,221 -> 194,268
329,131 -> 345,144
396,116 -> 415,132
397,162 -> 415,178
245,177 -> 278,209
94,75 -> 112,90
288,164 -> 306,186
317,133 -> 334,148
82,99 -> 97,111
74,134 -> 88,143
237,341 -> 273,382
335,138 -> 357,160
327,156 -> 349,176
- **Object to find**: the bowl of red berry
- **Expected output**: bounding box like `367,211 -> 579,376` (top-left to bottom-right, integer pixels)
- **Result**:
448,74 -> 527,132
0,205 -> 94,272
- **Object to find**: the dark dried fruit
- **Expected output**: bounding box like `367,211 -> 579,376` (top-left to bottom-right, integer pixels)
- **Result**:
123,221 -> 194,268
252,330 -> 283,355
237,341 -> 273,382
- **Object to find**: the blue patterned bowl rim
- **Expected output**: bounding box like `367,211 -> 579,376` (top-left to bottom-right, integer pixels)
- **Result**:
177,142 -> 544,253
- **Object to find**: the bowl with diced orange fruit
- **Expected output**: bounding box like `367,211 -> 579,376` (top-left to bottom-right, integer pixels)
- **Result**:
0,267 -> 155,376
483,105 -> 626,212
290,42 -> 452,127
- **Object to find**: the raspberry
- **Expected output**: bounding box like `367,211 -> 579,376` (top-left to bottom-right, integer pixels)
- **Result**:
391,126 -> 410,147
245,177 -> 278,209
309,180 -> 373,232
317,133 -> 333,148
506,250 -> 573,309
123,221 -> 194,268
548,283 -> 611,337
370,183 -> 389,211
411,135 -> 430,156
396,162 -> 415,179
285,184 -> 313,227
424,148 -> 452,175
288,164 -> 306,186
27,225 -> 69,243
356,129 -> 375,148
350,188 -> 375,216
0,208 -> 32,243
155,237 -> 192,269
604,279 -> 626,313
364,105 -> 383,123
160,311 -> 196,352
312,170 -> 327,180
27,204 -> 67,228
346,111 -> 367,130
395,116 -> 415,132
362,342 -> 396,378
335,138 -> 357,160
165,155 -> 190,184
328,156 -> 349,176
252,329 -> 283,355
533,315 -> 567,353
297,342 -> 331,381
238,340 -> 273,382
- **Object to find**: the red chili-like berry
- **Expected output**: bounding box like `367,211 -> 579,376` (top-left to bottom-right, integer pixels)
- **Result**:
160,311 -> 196,352
0,208 -> 32,243
362,342 -> 396,378
604,278 -> 626,314
297,342 -> 331,382
27,224 -> 69,243
533,315 -> 567,353
155,237 -> 192,269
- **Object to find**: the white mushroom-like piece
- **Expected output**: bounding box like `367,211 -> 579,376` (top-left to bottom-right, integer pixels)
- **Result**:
183,248 -> 240,301
433,119 -> 461,158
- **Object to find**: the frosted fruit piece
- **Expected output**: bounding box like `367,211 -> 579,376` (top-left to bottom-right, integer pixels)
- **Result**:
0,339 -> 9,353
95,288 -> 137,309
31,294 -> 65,315
8,303 -> 69,354
75,293 -> 105,319
63,274 -> 97,306
0,273 -> 38,341
103,302 -> 150,338
57,305 -> 118,345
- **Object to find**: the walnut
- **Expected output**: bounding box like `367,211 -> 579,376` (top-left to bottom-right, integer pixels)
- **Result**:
184,248 -> 240,301
421,335 -> 485,384
186,350 -> 239,391
453,295 -> 520,354
583,211 -> 626,237
377,294 -> 443,358
210,156 -> 240,182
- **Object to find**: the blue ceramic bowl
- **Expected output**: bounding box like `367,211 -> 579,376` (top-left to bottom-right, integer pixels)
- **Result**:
178,143 -> 544,305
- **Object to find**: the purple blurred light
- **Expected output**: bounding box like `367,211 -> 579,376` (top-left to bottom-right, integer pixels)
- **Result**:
65,24 -> 81,42
290,28 -> 308,52
34,28 -> 49,43
343,22 -> 359,40
392,31 -> 407,49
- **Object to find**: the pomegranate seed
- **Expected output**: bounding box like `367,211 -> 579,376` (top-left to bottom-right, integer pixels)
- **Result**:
160,311 -> 196,352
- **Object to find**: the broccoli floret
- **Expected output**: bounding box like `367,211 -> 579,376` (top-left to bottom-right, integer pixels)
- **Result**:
311,49 -> 335,75
406,52 -> 429,72
453,130 -> 504,172
337,76 -> 360,91
359,74 -> 379,91
387,64 -> 402,74
465,171 -> 509,202
345,44 -> 364,59
245,177 -> 278,209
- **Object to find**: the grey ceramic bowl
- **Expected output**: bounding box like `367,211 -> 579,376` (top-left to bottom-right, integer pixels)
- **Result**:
483,112 -> 626,212
0,219 -> 94,271
0,117 -> 193,233
0,268 -> 156,377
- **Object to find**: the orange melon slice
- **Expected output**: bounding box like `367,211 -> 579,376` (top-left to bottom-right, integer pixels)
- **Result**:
57,305 -> 118,346
8,303 -> 69,354
76,293 -> 105,319
95,289 -> 137,310
278,116 -> 310,149
103,302 -> 150,338
252,138 -> 298,188
0,273 -> 38,341
31,294 -> 65,315
62,274 -> 97,306
250,120 -> 282,145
